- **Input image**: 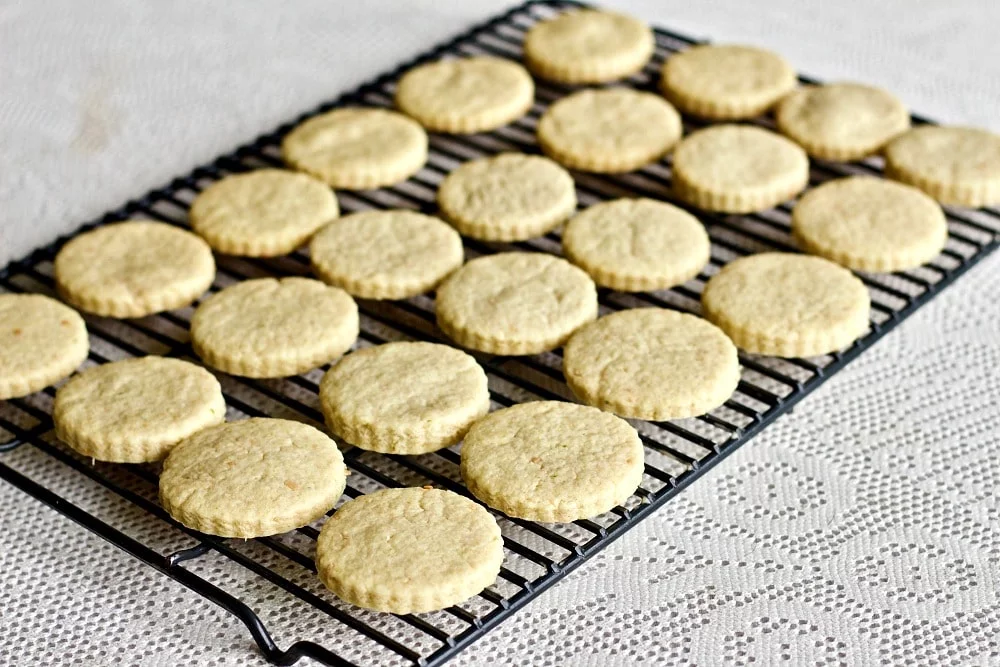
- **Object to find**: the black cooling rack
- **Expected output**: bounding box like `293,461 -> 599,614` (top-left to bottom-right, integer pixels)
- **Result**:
2,1 -> 999,665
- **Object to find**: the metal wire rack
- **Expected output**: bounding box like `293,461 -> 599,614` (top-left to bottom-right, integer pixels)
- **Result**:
1,1 -> 998,665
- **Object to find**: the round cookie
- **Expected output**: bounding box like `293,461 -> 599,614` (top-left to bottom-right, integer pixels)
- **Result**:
53,356 -> 225,463
0,294 -> 88,400
537,88 -> 682,173
563,309 -> 740,420
792,176 -> 948,272
310,210 -> 463,299
191,277 -> 358,378
660,44 -> 796,120
159,418 -> 346,538
54,221 -> 215,318
436,153 -> 576,241
701,253 -> 871,357
189,169 -> 338,257
281,107 -> 428,190
523,9 -> 654,84
671,125 -> 809,213
319,342 -> 490,454
775,82 -> 910,161
884,126 -> 1000,207
316,487 -> 503,613
562,198 -> 710,291
395,56 -> 534,134
460,401 -> 644,522
435,252 -> 598,355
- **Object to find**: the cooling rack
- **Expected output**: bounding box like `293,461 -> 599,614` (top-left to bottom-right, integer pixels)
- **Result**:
1,1 -> 998,665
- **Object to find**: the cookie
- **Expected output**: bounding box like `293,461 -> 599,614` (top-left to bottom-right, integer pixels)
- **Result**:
54,221 -> 215,318
884,125 -> 1000,207
53,356 -> 225,463
671,125 -> 809,213
281,107 -> 428,190
562,198 -> 710,291
319,342 -> 490,454
436,153 -> 576,241
0,294 -> 88,400
660,44 -> 796,120
792,176 -> 948,272
537,88 -> 682,173
316,487 -> 503,613
701,253 -> 871,357
523,9 -> 654,84
435,252 -> 598,355
775,82 -> 910,161
460,401 -> 644,522
189,169 -> 338,257
159,418 -> 346,538
395,56 -> 534,133
563,308 -> 739,420
191,277 -> 358,378
310,210 -> 463,299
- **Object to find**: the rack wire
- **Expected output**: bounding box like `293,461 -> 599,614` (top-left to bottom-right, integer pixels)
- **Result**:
1,1 -> 998,665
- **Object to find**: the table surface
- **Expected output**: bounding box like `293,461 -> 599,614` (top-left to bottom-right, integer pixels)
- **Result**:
2,1 -> 999,665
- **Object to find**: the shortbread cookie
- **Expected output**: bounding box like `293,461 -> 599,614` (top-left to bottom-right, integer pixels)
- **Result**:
281,107 -> 428,190
310,210 -> 463,299
461,401 -> 644,522
660,44 -> 796,120
672,125 -> 809,213
189,169 -> 338,257
537,88 -> 682,173
53,356 -> 225,463
523,9 -> 654,84
701,253 -> 870,357
54,221 -> 215,318
562,198 -> 710,291
316,487 -> 503,613
191,277 -> 358,378
0,294 -> 88,400
776,83 -> 910,161
160,418 -> 346,538
436,153 -> 576,241
563,309 -> 739,420
884,126 -> 1000,207
792,176 -> 948,272
435,252 -> 598,355
319,342 -> 489,454
395,56 -> 534,133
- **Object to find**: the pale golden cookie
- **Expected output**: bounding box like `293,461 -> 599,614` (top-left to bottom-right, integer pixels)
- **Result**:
281,107 -> 428,190
460,401 -> 644,522
54,221 -> 215,318
563,309 -> 739,420
435,252 -> 598,355
523,9 -> 654,84
776,82 -> 910,161
562,198 -> 710,291
319,342 -> 489,454
316,487 -> 503,613
191,277 -> 358,378
0,294 -> 88,400
792,176 -> 947,272
53,356 -> 225,463
395,56 -> 534,133
310,210 -> 463,299
671,125 -> 809,213
189,169 -> 338,257
537,88 -> 682,173
436,153 -> 576,241
701,253 -> 870,357
159,418 -> 346,538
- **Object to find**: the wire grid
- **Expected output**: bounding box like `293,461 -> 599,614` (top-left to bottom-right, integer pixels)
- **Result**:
1,1 -> 999,665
